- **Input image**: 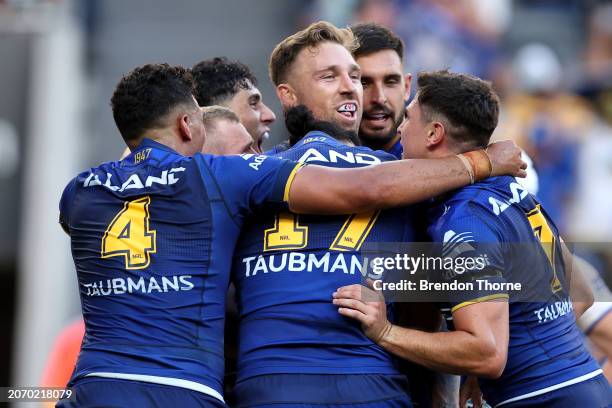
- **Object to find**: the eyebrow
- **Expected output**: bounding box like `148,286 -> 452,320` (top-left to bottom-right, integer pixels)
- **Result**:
315,65 -> 339,75
385,73 -> 402,80
248,93 -> 261,103
315,64 -> 361,75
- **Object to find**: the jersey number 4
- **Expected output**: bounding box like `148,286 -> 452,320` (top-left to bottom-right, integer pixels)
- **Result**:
101,196 -> 157,269
264,210 -> 380,252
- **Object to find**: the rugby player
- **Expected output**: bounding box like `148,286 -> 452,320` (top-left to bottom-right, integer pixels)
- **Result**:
352,23 -> 410,159
192,57 -> 276,153
232,105 -> 416,406
230,22 -> 521,408
57,62 -> 522,407
334,70 -> 612,407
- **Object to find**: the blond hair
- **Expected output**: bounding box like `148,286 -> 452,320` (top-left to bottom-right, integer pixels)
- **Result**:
201,105 -> 240,130
269,21 -> 359,85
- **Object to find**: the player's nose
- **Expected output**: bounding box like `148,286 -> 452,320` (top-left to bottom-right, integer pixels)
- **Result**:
339,72 -> 358,95
260,102 -> 276,124
371,84 -> 387,105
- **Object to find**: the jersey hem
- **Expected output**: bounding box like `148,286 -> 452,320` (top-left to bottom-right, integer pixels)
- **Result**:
494,369 -> 603,407
236,365 -> 400,383
84,372 -> 225,403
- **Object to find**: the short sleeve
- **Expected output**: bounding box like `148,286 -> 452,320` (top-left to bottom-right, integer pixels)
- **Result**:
199,154 -> 303,216
59,178 -> 78,234
429,205 -> 509,313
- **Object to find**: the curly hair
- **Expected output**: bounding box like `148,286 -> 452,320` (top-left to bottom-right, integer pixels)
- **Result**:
269,21 -> 359,86
111,63 -> 195,143
191,57 -> 257,106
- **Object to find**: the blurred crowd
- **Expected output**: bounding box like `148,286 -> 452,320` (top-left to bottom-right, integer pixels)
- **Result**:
302,0 -> 612,282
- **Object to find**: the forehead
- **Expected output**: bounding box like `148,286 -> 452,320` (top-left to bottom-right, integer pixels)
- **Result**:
231,82 -> 260,101
293,41 -> 357,74
356,49 -> 403,77
221,120 -> 251,138
407,98 -> 421,114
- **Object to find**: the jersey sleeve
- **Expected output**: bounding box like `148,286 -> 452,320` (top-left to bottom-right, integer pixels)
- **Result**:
59,177 -> 78,234
200,154 -> 304,216
429,204 -> 509,313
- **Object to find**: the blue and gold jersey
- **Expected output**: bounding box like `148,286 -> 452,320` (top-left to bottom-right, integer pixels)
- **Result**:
232,131 -> 415,382
59,138 -> 299,403
427,176 -> 601,407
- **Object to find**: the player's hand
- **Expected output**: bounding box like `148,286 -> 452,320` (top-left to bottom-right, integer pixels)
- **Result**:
460,375 -> 484,408
486,140 -> 527,178
333,280 -> 392,343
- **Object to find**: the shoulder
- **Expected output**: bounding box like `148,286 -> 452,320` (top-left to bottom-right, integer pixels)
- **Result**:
439,176 -> 524,217
428,183 -> 508,242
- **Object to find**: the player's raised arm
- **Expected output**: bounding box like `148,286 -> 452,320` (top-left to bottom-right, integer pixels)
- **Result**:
288,139 -> 526,214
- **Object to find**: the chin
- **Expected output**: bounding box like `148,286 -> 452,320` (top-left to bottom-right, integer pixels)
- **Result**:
365,130 -> 390,140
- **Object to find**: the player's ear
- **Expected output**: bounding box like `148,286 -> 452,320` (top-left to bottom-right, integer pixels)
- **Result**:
276,83 -> 297,108
178,112 -> 193,142
403,73 -> 412,101
426,121 -> 445,148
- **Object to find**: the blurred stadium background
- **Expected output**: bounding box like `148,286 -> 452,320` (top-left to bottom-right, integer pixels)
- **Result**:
0,0 -> 610,401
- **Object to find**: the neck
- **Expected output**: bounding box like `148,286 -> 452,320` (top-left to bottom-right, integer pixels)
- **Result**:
381,133 -> 400,152
427,144 -> 458,159
359,131 -> 400,152
140,128 -> 190,156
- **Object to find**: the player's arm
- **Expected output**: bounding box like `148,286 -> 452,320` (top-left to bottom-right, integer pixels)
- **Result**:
59,178 -> 78,235
560,242 -> 594,318
572,254 -> 612,357
288,140 -> 526,214
333,284 -> 509,378
588,312 -> 612,357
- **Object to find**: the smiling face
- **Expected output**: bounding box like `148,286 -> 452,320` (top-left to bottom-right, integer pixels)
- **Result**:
279,41 -> 363,133
226,81 -> 276,153
357,49 -> 410,150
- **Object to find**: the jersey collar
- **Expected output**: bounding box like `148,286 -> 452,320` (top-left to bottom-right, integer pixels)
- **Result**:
293,130 -> 345,149
136,138 -> 182,156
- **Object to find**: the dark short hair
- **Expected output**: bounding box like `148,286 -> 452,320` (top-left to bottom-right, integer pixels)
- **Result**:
285,105 -> 360,147
417,70 -> 499,148
269,21 -> 358,85
191,57 -> 257,106
351,23 -> 403,60
111,63 -> 195,143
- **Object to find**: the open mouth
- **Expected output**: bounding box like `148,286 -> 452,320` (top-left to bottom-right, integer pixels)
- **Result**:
337,103 -> 357,119
363,110 -> 391,123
